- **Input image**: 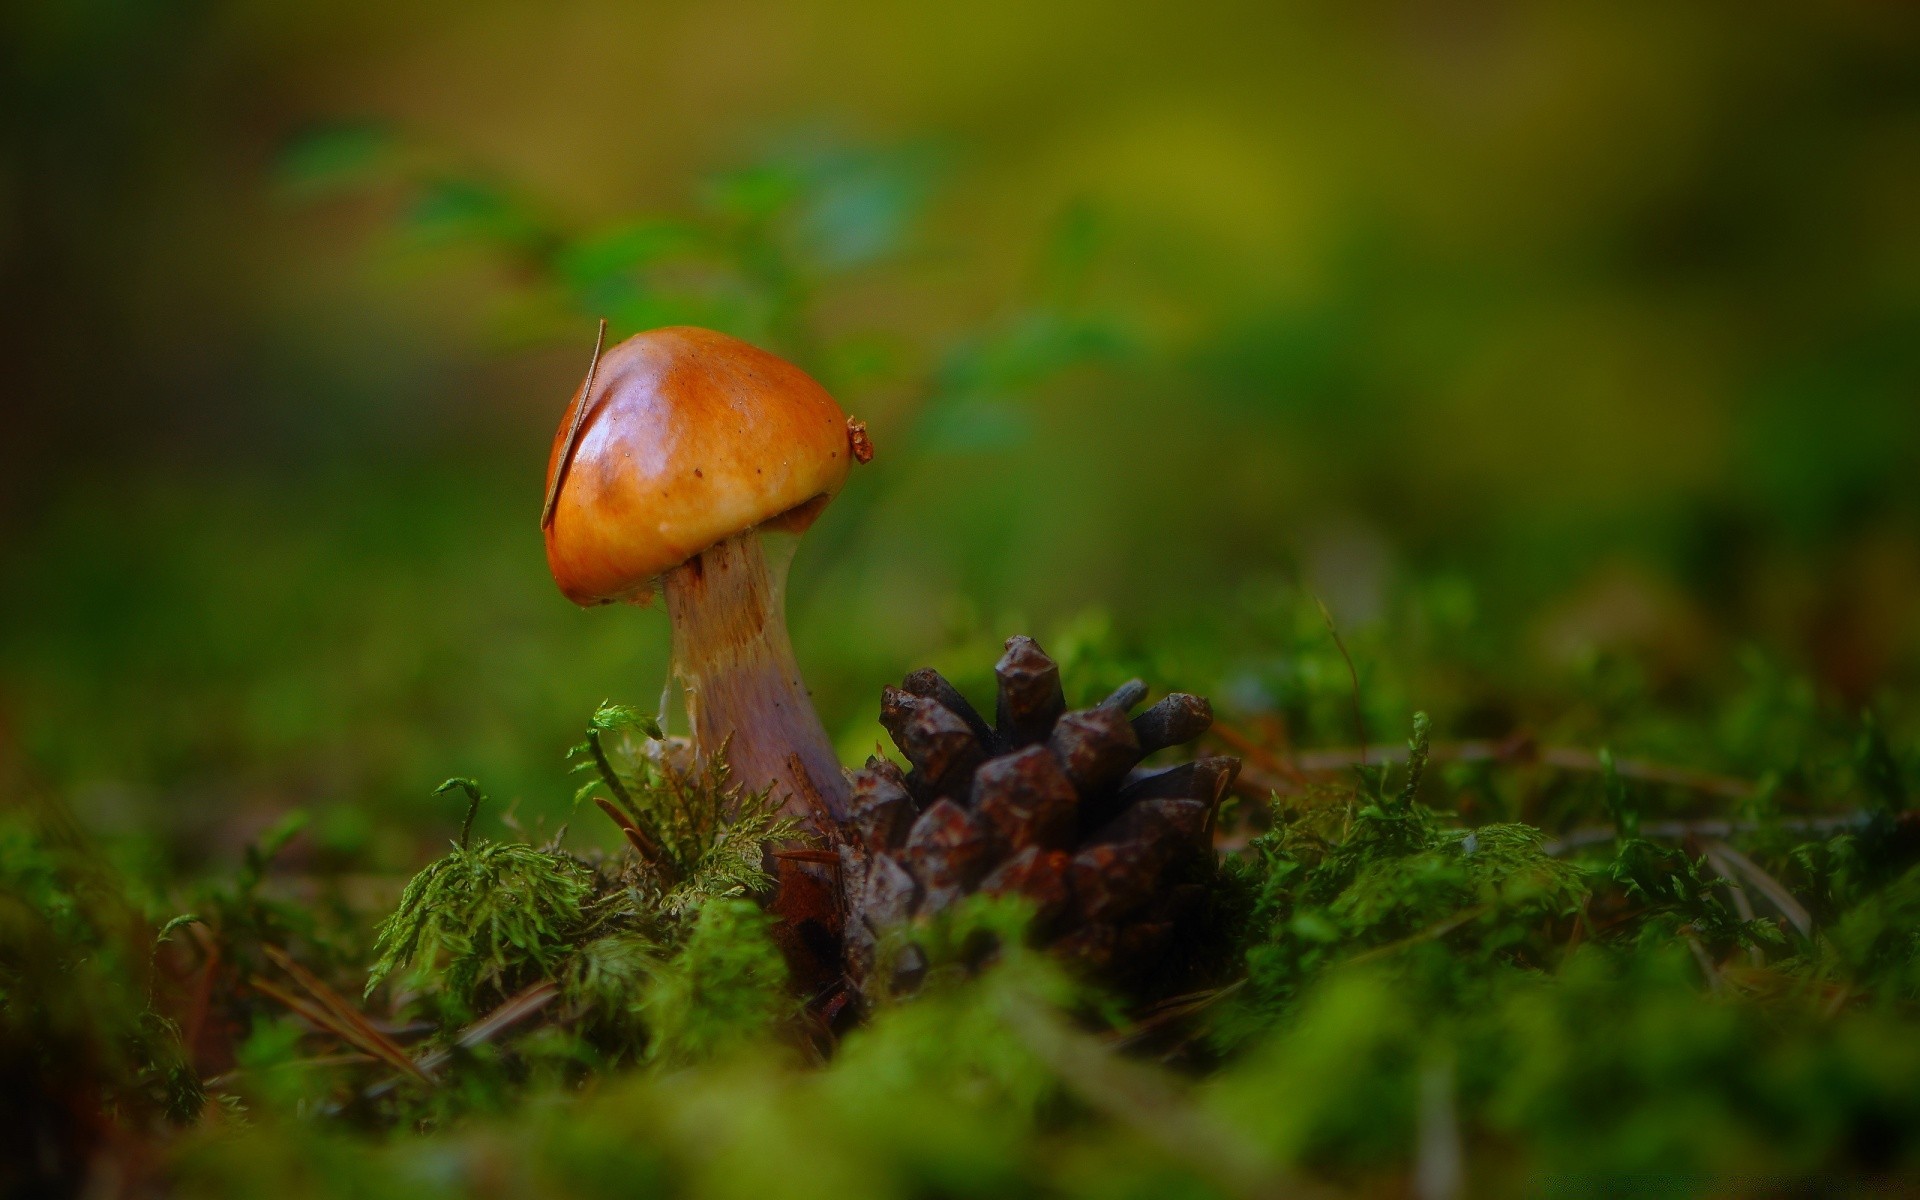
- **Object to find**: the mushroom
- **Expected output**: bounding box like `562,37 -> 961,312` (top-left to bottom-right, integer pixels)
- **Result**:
541,325 -> 867,830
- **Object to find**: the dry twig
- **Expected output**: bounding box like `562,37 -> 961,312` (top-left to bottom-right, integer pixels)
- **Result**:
1226,733 -> 1766,804
252,949 -> 430,1084
1000,990 -> 1323,1200
1704,839 -> 1814,939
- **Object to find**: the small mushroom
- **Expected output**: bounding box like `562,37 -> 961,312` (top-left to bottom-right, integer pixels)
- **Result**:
542,326 -> 869,828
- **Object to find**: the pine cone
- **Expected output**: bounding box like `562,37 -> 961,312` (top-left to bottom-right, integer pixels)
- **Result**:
839,635 -> 1237,994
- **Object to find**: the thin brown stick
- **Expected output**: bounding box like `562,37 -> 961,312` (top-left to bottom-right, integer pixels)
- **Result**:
261,946 -> 432,1082
182,939 -> 220,1065
249,974 -> 430,1083
622,824 -> 669,869
1712,848 -> 1758,921
1209,719 -> 1306,786
540,317 -> 608,530
1564,893 -> 1591,957
1314,597 -> 1367,768
1541,813 -> 1866,857
999,991 -> 1323,1200
771,849 -> 841,865
1346,906 -> 1491,967
1224,733 -> 1775,808
594,794 -> 638,834
1680,926 -> 1723,995
1705,839 -> 1814,939
364,980 -> 560,1100
1107,980 -> 1246,1049
416,980 -> 559,1074
1703,846 -> 1766,967
1705,847 -> 1758,923
204,1053 -> 377,1089
1822,984 -> 1853,1020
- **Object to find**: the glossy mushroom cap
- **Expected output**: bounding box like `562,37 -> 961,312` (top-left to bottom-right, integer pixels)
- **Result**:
543,327 -> 853,605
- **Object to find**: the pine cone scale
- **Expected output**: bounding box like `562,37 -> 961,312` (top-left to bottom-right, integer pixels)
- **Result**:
1049,706 -> 1140,796
851,770 -> 916,852
1132,692 -> 1214,754
993,636 -> 1065,747
862,854 -> 919,928
971,744 -> 1077,853
903,667 -> 998,752
1069,840 -> 1166,922
978,845 -> 1074,932
900,799 -> 992,913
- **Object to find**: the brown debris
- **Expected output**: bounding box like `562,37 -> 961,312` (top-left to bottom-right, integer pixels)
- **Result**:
256,946 -> 432,1085
539,318 -> 609,531
846,416 -> 874,464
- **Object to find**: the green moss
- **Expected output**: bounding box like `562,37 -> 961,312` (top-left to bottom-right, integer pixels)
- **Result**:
12,593 -> 1920,1195
350,703 -> 813,1077
641,898 -> 792,1066
365,834 -> 596,1017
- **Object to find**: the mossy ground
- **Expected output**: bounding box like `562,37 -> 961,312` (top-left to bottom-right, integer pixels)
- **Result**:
4,614 -> 1918,1197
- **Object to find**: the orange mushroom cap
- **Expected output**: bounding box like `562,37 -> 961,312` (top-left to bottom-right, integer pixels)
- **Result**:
542,326 -> 853,605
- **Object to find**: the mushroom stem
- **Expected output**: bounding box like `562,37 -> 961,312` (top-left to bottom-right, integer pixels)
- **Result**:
662,530 -> 851,827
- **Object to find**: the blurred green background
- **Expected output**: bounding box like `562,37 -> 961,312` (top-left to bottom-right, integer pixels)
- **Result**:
3,1 -> 1918,878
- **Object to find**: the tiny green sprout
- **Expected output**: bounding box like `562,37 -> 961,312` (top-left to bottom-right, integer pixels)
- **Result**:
239,809 -> 309,894
580,702 -> 661,816
1855,709 -> 1907,815
1599,748 -> 1640,842
1399,711 -> 1433,810
589,701 -> 665,741
154,913 -> 203,946
1314,595 -> 1368,757
435,777 -> 486,849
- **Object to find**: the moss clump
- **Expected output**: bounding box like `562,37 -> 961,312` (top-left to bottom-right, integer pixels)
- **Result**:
366,823 -> 597,1019
351,705 -> 808,1082
1219,715 -> 1590,1042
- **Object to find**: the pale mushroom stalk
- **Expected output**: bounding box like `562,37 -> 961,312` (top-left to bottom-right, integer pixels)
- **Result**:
541,325 -> 870,851
662,529 -> 849,824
